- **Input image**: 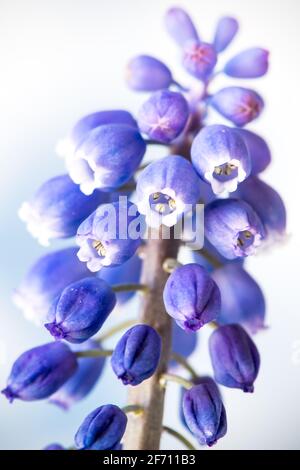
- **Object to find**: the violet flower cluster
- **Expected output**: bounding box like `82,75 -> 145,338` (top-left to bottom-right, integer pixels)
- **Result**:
2,6 -> 286,450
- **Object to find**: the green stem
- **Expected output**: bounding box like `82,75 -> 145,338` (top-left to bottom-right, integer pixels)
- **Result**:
170,353 -> 198,381
96,319 -> 136,342
163,426 -> 196,451
122,405 -> 144,416
146,139 -> 169,146
160,373 -> 193,390
112,283 -> 149,294
162,257 -> 182,274
75,349 -> 113,358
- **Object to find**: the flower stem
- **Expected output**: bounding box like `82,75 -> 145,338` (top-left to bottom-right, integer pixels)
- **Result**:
162,257 -> 182,274
96,319 -> 136,342
75,349 -> 113,358
112,283 -> 149,294
122,405 -> 144,416
163,426 -> 196,451
160,373 -> 193,390
145,139 -> 170,146
170,353 -> 198,380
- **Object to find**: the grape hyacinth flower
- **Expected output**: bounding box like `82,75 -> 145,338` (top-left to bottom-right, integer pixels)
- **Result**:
213,16 -> 239,53
136,155 -> 201,228
43,444 -> 65,451
49,340 -> 106,410
126,55 -> 173,91
209,324 -> 260,392
164,7 -> 199,47
234,176 -> 286,239
76,200 -> 142,272
111,325 -> 161,385
13,247 -> 96,325
182,41 -> 217,80
224,48 -> 269,78
67,124 -> 146,195
2,342 -> 78,402
45,278 -> 116,343
19,174 -> 108,246
236,129 -> 271,174
99,254 -> 142,305
205,198 -> 265,259
212,264 -> 266,333
137,90 -> 189,143
163,264 -> 221,331
57,110 -> 137,161
75,405 -> 127,450
191,124 -> 251,194
210,87 -> 264,127
182,379 -> 227,446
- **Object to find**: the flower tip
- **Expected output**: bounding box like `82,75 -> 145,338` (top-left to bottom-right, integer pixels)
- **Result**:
44,322 -> 66,340
2,387 -> 15,403
243,384 -> 254,393
183,318 -> 203,332
119,372 -> 135,385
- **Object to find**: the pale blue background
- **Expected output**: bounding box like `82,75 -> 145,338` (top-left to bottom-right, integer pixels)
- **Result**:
0,0 -> 299,449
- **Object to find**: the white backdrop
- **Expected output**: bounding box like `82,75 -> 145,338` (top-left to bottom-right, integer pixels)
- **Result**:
0,0 -> 299,449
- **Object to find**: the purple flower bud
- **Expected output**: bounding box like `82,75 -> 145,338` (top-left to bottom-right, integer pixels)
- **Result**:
136,155 -> 201,228
225,48 -> 269,78
234,177 -> 286,238
111,324 -> 161,385
212,264 -> 266,333
19,175 -> 108,246
205,199 -> 265,259
76,200 -> 142,272
137,90 -> 189,143
182,379 -> 227,446
210,87 -> 264,127
45,278 -> 116,343
99,254 -> 142,305
57,110 -> 137,160
164,7 -> 199,47
163,264 -> 221,331
2,342 -> 78,402
49,340 -> 106,409
209,324 -> 260,392
43,444 -> 65,450
126,55 -> 173,91
74,405 -> 127,450
182,41 -> 217,80
191,124 -> 251,194
236,129 -> 271,174
67,124 -> 146,195
213,17 -> 239,53
13,247 -> 96,325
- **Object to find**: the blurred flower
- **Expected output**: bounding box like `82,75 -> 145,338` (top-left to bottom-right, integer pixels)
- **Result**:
126,55 -> 173,91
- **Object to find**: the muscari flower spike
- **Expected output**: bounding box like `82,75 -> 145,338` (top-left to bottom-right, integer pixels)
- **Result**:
19,174 -> 108,246
137,90 -> 189,144
13,247 -> 96,325
233,176 -> 286,239
209,324 -> 260,392
210,86 -> 264,127
111,324 -> 161,386
224,48 -> 269,79
126,55 -> 173,91
57,109 -> 137,161
182,379 -> 227,447
205,198 -> 265,260
212,264 -> 266,333
49,340 -> 106,410
99,254 -> 142,305
191,124 -> 251,194
2,342 -> 78,402
136,155 -> 201,228
74,405 -> 127,450
67,124 -> 146,195
163,263 -> 221,331
236,129 -> 271,175
164,7 -> 199,47
76,200 -> 142,272
213,16 -> 239,53
45,277 -> 116,343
